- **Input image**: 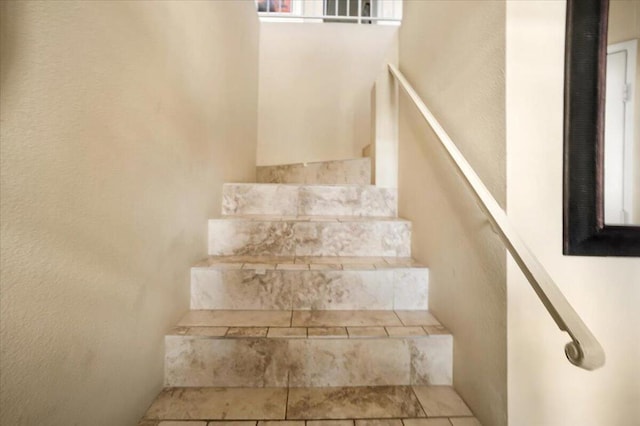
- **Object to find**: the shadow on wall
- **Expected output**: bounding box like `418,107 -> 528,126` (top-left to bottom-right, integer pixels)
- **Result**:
0,1 -> 20,91
0,1 -> 258,425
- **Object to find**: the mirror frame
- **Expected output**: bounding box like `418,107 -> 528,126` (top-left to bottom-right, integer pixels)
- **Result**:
564,0 -> 640,256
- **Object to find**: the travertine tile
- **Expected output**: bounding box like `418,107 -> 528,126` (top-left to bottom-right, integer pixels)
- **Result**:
222,184 -> 299,216
257,158 -> 371,185
335,256 -> 386,263
194,262 -> 244,270
144,387 -> 287,420
347,327 -> 388,338
191,270 -> 293,310
395,311 -> 440,327
208,220 -> 296,256
242,263 -> 277,270
177,310 -> 291,327
168,327 -> 189,335
309,263 -> 340,270
165,337 -> 289,387
267,327 -> 307,338
293,311 -> 401,327
383,257 -> 419,267
291,271 -> 394,310
226,327 -> 268,338
225,184 -> 396,218
258,422 -> 304,426
298,185 -> 396,217
386,327 -> 427,337
410,336 -> 453,385
355,420 -> 403,426
287,386 -> 425,419
423,326 -> 450,335
288,339 -> 411,387
158,422 -> 207,426
307,421 -> 354,426
187,327 -> 228,337
393,269 -> 429,310
402,420 -> 451,426
292,221 -> 411,257
276,263 -> 309,270
342,264 -> 376,270
411,386 -> 472,417
209,219 -> 411,257
209,423 -> 257,426
307,327 -> 348,338
448,418 -> 482,426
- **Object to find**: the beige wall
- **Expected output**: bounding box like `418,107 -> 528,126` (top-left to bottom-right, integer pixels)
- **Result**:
397,2 -> 507,426
0,2 -> 258,425
506,2 -> 640,425
257,22 -> 397,166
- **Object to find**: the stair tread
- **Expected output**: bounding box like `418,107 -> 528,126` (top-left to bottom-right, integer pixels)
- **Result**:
259,157 -> 369,168
174,310 -> 444,329
214,215 -> 408,222
140,385 -> 478,423
226,182 -> 383,188
194,256 -> 425,269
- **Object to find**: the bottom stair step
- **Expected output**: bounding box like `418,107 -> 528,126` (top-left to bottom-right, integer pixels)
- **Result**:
165,310 -> 453,387
139,386 -> 481,425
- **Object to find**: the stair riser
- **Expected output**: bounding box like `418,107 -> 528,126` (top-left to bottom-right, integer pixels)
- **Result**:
222,184 -> 397,217
191,268 -> 428,310
165,335 -> 452,387
257,158 -> 371,185
208,220 -> 411,257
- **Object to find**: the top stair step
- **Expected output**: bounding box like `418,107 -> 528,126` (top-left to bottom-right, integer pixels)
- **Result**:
257,158 -> 371,185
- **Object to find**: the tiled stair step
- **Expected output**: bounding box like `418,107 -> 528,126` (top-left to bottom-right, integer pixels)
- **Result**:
222,183 -> 397,217
140,385 -> 480,424
257,158 -> 371,185
191,256 -> 429,310
165,310 -> 452,388
208,217 -> 411,257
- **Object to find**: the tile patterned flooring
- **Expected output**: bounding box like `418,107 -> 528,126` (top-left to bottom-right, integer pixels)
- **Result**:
194,256 -> 424,270
170,310 -> 449,339
139,386 -> 480,425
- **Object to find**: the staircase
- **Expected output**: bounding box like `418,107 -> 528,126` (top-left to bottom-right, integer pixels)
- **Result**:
139,158 -> 481,426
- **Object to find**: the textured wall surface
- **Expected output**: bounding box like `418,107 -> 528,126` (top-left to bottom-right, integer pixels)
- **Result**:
257,22 -> 398,166
0,1 -> 259,425
506,2 -> 640,425
397,2 -> 507,426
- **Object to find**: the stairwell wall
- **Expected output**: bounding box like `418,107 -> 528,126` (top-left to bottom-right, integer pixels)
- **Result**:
506,2 -> 640,425
256,22 -> 398,166
397,2 -> 507,426
0,2 -> 258,425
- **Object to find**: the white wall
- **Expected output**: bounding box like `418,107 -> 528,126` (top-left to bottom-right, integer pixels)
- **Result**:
506,2 -> 640,425
397,2 -> 507,426
0,2 -> 259,425
257,22 -> 398,166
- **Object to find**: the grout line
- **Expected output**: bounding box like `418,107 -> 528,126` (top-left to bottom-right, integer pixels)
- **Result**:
393,310 -> 406,327
284,374 -> 290,419
409,385 -> 428,418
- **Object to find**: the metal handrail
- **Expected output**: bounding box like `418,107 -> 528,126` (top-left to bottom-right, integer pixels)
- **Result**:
388,63 -> 605,370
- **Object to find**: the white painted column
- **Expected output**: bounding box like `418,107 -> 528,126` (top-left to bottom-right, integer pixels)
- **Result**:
372,65 -> 399,188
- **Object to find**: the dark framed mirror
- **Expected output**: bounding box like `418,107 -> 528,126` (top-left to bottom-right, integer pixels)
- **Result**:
564,0 -> 640,256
